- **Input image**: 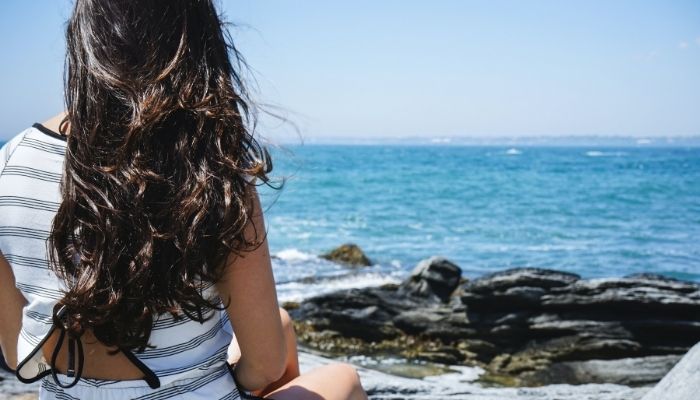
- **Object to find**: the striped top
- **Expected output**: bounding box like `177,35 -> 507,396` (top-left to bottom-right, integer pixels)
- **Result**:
0,124 -> 238,390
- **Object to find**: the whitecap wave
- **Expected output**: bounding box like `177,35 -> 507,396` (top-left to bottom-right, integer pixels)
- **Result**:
274,248 -> 318,262
525,243 -> 589,252
585,151 -> 628,157
505,148 -> 522,155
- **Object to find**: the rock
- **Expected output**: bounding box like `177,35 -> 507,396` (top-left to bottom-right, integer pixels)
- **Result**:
541,275 -> 700,314
320,243 -> 372,267
462,268 -> 580,311
462,269 -> 700,348
468,268 -> 581,293
290,286 -> 406,342
290,257 -> 473,348
641,341 -> 700,400
290,282 -> 477,364
291,265 -> 700,387
398,256 -> 462,302
281,301 -> 300,310
524,355 -> 682,386
464,270 -> 700,384
0,368 -> 39,400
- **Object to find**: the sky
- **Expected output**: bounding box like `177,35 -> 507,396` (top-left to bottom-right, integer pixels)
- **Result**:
0,0 -> 699,143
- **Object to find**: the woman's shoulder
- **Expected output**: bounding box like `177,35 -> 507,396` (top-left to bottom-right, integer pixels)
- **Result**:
0,124 -> 67,181
0,128 -> 31,172
2,122 -> 67,150
1,127 -> 31,150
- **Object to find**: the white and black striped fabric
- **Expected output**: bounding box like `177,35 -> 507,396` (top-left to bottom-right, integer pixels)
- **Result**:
0,124 -> 245,399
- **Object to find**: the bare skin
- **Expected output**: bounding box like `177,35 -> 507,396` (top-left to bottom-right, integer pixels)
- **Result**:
0,112 -> 368,399
230,308 -> 367,400
0,253 -> 25,370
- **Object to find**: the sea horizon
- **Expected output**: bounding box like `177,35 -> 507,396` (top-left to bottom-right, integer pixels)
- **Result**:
264,135 -> 700,147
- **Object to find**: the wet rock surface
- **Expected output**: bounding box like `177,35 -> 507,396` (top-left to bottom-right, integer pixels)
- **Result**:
398,256 -> 462,302
289,261 -> 700,386
320,243 -> 373,267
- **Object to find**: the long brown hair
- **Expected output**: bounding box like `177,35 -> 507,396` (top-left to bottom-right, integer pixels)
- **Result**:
48,0 -> 274,351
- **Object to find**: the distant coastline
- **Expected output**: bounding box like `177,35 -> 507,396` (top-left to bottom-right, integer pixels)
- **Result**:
274,135 -> 700,147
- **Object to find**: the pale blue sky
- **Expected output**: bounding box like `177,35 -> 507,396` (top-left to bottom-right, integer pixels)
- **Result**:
1,0 -> 699,142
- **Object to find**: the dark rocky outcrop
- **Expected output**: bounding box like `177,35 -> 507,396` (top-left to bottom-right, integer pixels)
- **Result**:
398,256 -> 462,302
525,355 -> 682,387
288,262 -> 700,386
320,243 -> 372,267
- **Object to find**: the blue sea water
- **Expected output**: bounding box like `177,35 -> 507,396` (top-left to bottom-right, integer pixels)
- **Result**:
2,138 -> 699,301
259,144 -> 700,300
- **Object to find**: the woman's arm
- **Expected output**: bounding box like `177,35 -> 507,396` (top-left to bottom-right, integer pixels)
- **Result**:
215,185 -> 287,392
0,252 -> 27,369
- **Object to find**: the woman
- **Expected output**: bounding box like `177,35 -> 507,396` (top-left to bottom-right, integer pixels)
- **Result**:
0,1 -> 367,399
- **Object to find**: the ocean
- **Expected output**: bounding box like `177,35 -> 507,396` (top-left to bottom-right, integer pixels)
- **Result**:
261,144 -> 700,301
2,138 -> 699,302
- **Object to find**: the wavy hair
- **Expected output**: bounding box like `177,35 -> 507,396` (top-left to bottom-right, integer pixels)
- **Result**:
48,0 -> 275,351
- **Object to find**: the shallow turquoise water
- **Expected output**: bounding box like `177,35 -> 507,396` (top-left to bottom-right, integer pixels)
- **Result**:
259,144 -> 700,294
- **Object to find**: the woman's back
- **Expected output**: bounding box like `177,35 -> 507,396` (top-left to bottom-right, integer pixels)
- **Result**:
0,123 -> 242,398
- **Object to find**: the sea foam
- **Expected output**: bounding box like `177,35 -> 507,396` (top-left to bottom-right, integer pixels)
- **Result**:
276,272 -> 401,303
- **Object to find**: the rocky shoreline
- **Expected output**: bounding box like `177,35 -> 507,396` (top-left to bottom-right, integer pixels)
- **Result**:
287,249 -> 700,389
0,349 -> 655,400
3,245 -> 699,399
